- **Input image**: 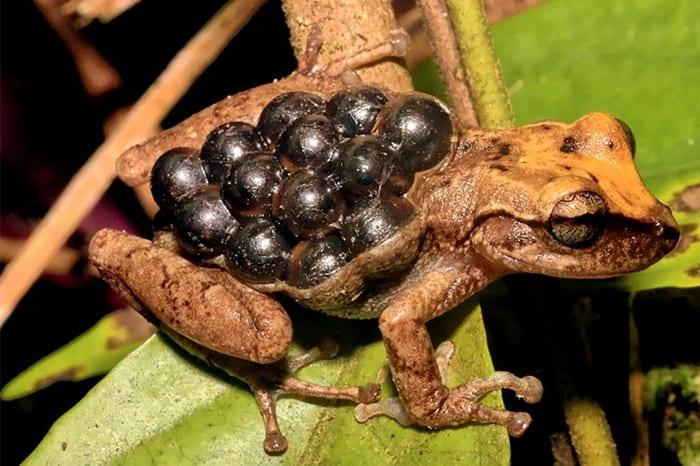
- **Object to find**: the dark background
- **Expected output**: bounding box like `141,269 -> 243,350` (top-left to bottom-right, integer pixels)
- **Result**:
0,1 -> 294,463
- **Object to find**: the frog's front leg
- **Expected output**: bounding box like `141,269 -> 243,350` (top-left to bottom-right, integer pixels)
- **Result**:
368,267 -> 543,436
88,229 -> 380,453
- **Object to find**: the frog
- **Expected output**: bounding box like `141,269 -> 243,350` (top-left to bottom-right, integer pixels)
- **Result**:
87,28 -> 680,453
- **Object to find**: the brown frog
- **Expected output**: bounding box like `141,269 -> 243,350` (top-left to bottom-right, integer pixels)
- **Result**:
88,31 -> 679,453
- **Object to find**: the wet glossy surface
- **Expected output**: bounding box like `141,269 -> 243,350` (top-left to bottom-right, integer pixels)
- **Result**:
174,185 -> 240,258
277,115 -> 340,172
225,217 -> 291,282
286,234 -> 349,287
150,148 -> 207,213
341,195 -> 415,255
222,154 -> 286,217
200,122 -> 267,183
326,86 -> 387,137
273,170 -> 345,238
257,92 -> 325,144
377,95 -> 453,173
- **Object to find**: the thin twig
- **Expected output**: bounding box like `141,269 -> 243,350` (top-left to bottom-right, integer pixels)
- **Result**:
0,237 -> 82,276
399,0 -> 545,68
34,0 -> 122,96
630,312 -> 650,466
62,0 -> 141,23
416,0 -> 478,128
565,398 -> 621,466
0,0 -> 266,326
550,431 -> 578,466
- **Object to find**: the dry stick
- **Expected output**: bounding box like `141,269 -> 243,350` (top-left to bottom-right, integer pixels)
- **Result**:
0,237 -> 82,276
62,0 -> 141,23
0,0 -> 266,327
416,0 -> 478,128
399,0 -> 545,68
34,0 -> 122,96
282,0 -> 412,91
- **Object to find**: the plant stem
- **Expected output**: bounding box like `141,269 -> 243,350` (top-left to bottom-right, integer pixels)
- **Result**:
282,0 -> 412,91
443,0 -> 514,128
444,2 -> 622,464
565,399 -> 621,466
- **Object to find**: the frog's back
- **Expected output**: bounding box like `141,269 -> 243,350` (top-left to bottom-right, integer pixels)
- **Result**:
148,86 -> 455,317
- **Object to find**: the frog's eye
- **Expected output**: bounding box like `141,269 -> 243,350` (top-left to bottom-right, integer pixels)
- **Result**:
549,191 -> 606,248
615,118 -> 636,157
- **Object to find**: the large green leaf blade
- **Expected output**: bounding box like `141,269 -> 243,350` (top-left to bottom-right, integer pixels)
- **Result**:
25,304 -> 509,465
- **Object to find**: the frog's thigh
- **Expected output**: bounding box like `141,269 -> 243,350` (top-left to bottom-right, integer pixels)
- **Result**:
89,229 -> 292,363
378,270 -> 539,433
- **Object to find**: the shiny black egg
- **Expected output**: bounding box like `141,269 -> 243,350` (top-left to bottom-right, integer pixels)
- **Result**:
341,195 -> 415,255
257,92 -> 325,144
173,185 -> 240,258
225,217 -> 291,283
376,94 -> 453,173
150,148 -> 207,213
326,86 -> 387,137
221,154 -> 286,217
200,122 -> 267,183
276,115 -> 340,172
286,235 -> 349,288
273,170 -> 345,238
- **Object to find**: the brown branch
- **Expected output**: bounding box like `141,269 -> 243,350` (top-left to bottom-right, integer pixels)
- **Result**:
282,0 -> 412,91
0,0 -> 266,326
416,0 -> 478,128
34,0 -> 122,96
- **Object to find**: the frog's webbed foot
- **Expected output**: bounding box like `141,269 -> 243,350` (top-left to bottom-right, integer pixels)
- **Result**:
173,333 -> 380,454
354,340 -> 454,427
355,340 -> 543,437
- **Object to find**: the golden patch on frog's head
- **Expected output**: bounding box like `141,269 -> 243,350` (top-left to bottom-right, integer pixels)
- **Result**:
469,112 -> 679,278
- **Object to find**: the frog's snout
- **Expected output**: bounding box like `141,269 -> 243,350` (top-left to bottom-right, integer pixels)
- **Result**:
653,205 -> 680,254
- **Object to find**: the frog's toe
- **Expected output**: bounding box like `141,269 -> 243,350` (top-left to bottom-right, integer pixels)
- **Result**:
284,336 -> 339,373
505,412 -> 532,438
354,397 -> 413,426
462,371 -> 544,404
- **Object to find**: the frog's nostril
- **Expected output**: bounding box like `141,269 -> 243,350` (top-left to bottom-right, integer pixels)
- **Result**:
654,221 -> 680,252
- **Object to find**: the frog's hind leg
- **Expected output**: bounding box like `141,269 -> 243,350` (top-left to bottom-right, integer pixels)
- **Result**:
89,228 -> 293,363
167,329 -> 380,454
89,228 -> 380,453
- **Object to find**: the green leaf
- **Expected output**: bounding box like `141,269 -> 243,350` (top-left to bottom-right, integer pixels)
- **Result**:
414,0 -> 700,292
2,309 -> 153,401
26,303 -> 509,465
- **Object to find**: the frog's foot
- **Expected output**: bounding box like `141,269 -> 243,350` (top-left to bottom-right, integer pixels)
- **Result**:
354,341 -> 543,437
297,25 -> 410,78
354,340 -> 454,427
200,337 -> 380,454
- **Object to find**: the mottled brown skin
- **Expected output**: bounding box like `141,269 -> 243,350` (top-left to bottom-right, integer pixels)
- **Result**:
88,46 -> 680,451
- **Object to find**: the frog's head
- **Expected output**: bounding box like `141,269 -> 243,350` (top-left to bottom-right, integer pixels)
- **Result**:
469,113 -> 679,278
